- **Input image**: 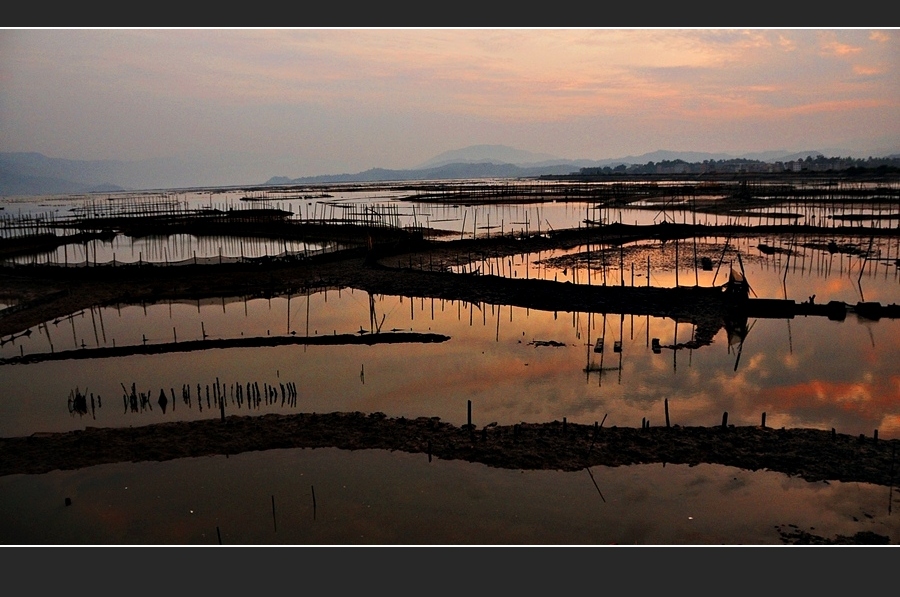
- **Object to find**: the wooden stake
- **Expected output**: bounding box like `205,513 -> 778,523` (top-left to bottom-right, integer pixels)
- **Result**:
665,399 -> 670,428
721,411 -> 728,428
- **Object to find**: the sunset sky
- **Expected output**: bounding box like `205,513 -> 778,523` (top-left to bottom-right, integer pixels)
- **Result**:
1,28 -> 898,185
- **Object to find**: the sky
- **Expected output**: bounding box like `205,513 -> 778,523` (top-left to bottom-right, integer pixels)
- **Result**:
1,28 -> 898,186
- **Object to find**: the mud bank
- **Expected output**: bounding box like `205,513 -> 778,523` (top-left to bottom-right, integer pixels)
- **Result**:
0,331 -> 450,365
3,412 -> 898,487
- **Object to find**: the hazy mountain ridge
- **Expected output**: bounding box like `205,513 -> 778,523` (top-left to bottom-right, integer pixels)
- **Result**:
4,143 -> 898,196
416,144 -> 561,168
1,152 -> 128,195
0,152 -> 221,196
269,145 -> 888,186
269,161 -> 582,185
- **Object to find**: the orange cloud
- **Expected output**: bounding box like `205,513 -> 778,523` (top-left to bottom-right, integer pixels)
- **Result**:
765,377 -> 900,415
777,35 -> 797,51
852,65 -> 883,76
782,98 -> 890,116
820,40 -> 862,57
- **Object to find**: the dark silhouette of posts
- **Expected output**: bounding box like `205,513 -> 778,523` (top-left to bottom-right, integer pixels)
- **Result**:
665,399 -> 670,428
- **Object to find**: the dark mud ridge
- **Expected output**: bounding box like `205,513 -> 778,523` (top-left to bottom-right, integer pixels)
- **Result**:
3,412 -> 898,487
0,332 -> 450,365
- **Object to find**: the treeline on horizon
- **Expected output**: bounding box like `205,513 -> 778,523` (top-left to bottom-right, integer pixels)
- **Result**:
576,155 -> 900,177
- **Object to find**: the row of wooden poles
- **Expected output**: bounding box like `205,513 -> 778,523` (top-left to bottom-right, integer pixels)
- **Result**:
5,185 -> 896,242
464,398 -> 885,445
407,178 -> 900,202
116,377 -> 299,415
1,195 -> 411,241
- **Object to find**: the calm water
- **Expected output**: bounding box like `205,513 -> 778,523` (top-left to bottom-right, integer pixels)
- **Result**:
2,184 -> 899,544
2,449 -> 897,545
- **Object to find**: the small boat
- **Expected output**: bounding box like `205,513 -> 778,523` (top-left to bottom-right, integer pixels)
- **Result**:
593,338 -> 604,353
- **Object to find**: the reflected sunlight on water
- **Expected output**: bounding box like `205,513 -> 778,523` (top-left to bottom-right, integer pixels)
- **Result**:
3,183 -> 899,544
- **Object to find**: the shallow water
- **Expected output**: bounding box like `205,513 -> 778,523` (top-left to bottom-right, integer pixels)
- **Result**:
3,226 -> 898,440
5,182 -> 899,265
2,447 -> 898,545
2,184 -> 900,545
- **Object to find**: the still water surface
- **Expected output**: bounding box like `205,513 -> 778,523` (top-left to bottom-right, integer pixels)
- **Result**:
2,448 -> 897,545
2,186 -> 899,544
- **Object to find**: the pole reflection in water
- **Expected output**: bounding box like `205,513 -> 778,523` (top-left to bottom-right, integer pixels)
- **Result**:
1,447 -> 897,544
2,269 -> 898,441
3,183 -> 900,543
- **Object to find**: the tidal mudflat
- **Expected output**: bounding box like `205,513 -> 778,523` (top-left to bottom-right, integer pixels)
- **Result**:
2,175 -> 899,544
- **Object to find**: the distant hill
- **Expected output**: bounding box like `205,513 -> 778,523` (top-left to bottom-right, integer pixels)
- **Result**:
268,145 -> 876,186
0,169 -> 119,196
590,149 -> 840,166
0,152 -> 127,196
6,144 -> 899,196
0,152 -> 214,196
416,144 -> 562,168
413,145 -> 844,169
267,161 -> 583,185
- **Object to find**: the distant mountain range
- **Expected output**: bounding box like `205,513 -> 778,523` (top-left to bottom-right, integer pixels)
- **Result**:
3,145 -> 898,196
266,146 -> 894,186
0,152 -> 205,197
264,161 -> 585,186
